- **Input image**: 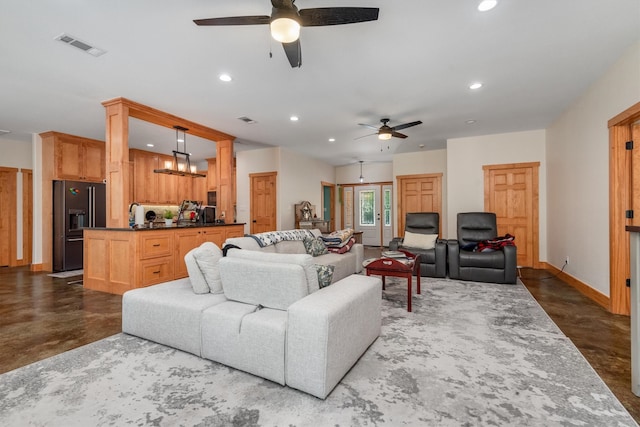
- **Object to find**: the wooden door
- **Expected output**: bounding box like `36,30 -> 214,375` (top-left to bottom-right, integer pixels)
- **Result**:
484,162 -> 540,268
0,168 -> 17,267
397,174 -> 443,237
250,172 -> 277,234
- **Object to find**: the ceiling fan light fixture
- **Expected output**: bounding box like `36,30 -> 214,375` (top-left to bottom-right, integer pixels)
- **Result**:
378,132 -> 392,141
270,17 -> 301,43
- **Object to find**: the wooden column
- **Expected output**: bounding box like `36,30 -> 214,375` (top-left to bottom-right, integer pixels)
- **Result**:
216,139 -> 234,221
103,100 -> 131,228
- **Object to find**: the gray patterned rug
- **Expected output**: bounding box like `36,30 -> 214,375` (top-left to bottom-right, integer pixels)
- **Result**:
0,277 -> 636,426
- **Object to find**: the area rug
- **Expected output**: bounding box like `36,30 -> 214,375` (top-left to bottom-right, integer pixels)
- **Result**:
46,269 -> 83,278
0,278 -> 636,426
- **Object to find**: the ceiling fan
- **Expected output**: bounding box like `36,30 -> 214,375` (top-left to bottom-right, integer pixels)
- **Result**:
193,0 -> 379,68
357,118 -> 423,140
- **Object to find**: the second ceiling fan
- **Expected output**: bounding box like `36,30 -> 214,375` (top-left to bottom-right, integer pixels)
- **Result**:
358,118 -> 423,140
193,0 -> 379,68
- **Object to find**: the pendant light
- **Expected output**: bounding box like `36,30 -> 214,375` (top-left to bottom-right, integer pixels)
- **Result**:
359,160 -> 364,183
153,126 -> 206,178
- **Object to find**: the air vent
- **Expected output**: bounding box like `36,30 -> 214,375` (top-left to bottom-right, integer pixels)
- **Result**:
237,116 -> 257,124
0,129 -> 11,136
55,33 -> 106,57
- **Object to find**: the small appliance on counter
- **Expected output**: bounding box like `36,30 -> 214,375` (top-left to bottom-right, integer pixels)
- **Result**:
200,206 -> 217,224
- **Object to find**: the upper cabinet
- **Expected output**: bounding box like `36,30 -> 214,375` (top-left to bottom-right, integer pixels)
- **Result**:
42,131 -> 106,182
130,148 -> 205,205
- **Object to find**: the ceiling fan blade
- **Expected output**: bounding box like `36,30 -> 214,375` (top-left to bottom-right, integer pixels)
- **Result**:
298,7 -> 379,27
354,132 -> 378,140
194,16 -> 271,26
358,123 -> 380,130
391,131 -> 408,139
282,39 -> 302,68
391,120 -> 423,131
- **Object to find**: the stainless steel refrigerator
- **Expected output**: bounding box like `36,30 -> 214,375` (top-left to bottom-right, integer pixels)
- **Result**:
53,180 -> 106,271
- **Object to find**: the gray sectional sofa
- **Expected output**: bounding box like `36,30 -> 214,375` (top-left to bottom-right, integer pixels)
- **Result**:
122,229 -> 380,399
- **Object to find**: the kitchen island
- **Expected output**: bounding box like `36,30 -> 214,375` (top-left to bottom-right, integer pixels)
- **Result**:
83,223 -> 244,295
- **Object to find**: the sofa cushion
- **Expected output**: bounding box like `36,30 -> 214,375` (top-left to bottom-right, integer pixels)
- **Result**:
402,231 -> 438,250
219,257 -> 310,310
314,264 -> 335,288
304,236 -> 328,257
226,250 -> 320,293
192,242 -> 224,294
275,240 -> 307,254
312,252 -> 355,284
184,248 -> 209,294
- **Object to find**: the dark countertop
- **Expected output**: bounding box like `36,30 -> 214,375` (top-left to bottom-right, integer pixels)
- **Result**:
627,226 -> 640,233
86,223 -> 245,232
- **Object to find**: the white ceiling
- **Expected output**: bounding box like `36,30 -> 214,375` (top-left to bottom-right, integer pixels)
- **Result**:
1,0 -> 639,166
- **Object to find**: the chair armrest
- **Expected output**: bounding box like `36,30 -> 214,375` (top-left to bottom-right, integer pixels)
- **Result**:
434,239 -> 447,277
503,244 -> 518,283
447,239 -> 461,279
388,237 -> 403,251
286,274 -> 382,399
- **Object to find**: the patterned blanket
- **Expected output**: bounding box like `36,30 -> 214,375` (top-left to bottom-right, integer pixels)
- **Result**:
320,228 -> 354,246
247,229 -> 316,248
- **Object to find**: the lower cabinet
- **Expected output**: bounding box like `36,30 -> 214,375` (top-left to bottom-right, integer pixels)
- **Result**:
84,224 -> 244,295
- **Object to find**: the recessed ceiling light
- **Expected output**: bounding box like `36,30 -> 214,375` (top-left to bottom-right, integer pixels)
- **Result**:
419,144 -> 425,149
328,138 -> 336,142
219,74 -> 232,82
466,120 -> 477,124
469,82 -> 483,90
146,143 -> 154,147
290,116 -> 299,121
478,0 -> 498,12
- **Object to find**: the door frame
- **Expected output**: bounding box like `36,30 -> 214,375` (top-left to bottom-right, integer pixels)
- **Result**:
249,171 -> 277,234
483,161 -> 540,269
321,181 -> 335,232
609,101 -> 640,315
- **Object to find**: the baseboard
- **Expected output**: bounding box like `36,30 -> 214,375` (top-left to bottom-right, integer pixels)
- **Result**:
30,264 -> 44,272
539,262 -> 610,310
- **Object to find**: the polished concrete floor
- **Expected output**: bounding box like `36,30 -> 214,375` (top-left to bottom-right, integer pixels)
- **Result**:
0,263 -> 638,422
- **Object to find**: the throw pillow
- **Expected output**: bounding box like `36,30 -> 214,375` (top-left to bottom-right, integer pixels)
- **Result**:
303,236 -> 328,257
314,264 -> 335,288
192,242 -> 224,294
184,249 -> 209,294
402,231 -> 438,250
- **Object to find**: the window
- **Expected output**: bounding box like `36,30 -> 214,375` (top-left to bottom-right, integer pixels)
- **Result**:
383,189 -> 391,226
359,190 -> 375,226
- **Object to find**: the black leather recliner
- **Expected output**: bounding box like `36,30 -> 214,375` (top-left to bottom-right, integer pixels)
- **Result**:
447,212 -> 517,284
389,212 -> 447,278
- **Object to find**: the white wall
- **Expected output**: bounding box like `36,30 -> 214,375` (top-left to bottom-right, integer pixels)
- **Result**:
392,149 -> 448,237
546,41 -> 640,297
446,130 -> 547,258
335,161 -> 393,185
279,149 -> 336,230
236,146 -> 336,233
0,137 -> 32,169
236,147 -> 280,233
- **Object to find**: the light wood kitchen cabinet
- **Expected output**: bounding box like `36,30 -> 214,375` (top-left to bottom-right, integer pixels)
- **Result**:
84,224 -> 245,294
46,132 -> 105,182
207,158 -> 217,190
130,149 -> 158,204
192,172 -> 208,203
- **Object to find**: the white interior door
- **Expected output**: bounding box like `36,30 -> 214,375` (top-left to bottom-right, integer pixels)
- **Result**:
355,186 -> 381,246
